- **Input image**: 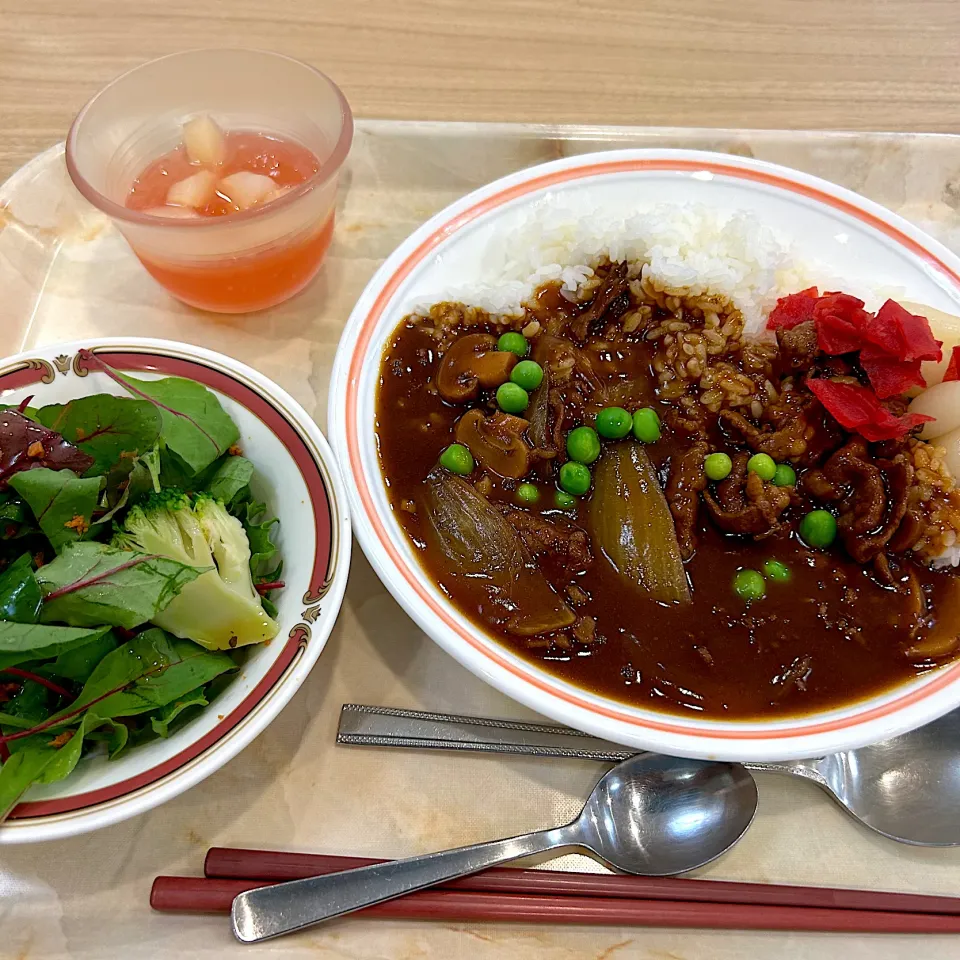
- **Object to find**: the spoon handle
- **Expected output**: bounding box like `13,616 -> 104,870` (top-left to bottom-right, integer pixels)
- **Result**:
337,703 -> 638,761
231,824 -> 578,942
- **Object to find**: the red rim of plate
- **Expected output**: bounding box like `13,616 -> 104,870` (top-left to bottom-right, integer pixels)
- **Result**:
4,348 -> 334,819
345,155 -> 960,742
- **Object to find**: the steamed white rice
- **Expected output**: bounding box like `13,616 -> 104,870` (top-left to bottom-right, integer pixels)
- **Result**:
420,198 -> 838,337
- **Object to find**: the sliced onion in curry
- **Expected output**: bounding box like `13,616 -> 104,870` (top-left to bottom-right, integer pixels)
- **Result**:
422,470 -> 575,636
591,443 -> 691,605
527,369 -> 552,451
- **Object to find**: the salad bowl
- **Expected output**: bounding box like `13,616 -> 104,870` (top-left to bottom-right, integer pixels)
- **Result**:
0,337 -> 350,844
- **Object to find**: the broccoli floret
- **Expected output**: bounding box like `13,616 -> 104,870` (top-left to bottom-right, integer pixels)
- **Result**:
114,490 -> 278,650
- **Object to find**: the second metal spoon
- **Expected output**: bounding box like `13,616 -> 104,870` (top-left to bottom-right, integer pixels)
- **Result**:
338,703 -> 960,847
232,751 -> 757,942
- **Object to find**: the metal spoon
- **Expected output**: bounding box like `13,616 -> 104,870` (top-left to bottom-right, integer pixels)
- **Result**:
338,703 -> 960,847
231,752 -> 757,942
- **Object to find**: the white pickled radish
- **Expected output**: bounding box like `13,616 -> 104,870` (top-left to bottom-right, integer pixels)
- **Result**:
166,169 -> 217,209
218,172 -> 277,211
145,206 -> 201,219
900,301 -> 960,388
909,380 -> 960,440
182,115 -> 226,166
934,425 -> 960,482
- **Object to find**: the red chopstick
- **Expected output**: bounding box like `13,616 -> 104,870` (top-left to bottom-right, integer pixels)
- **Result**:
150,878 -> 960,933
203,847 -> 960,916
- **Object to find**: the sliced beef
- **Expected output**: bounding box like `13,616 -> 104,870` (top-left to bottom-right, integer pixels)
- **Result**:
776,320 -> 819,373
703,453 -> 791,538
502,507 -> 593,575
666,439 -> 709,559
720,390 -> 844,467
568,261 -> 630,341
802,439 -> 914,562
664,405 -> 709,440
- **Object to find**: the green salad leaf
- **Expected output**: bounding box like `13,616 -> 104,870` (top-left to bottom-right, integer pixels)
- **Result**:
0,711 -> 40,730
53,628 -> 235,724
150,687 -> 209,737
2,679 -> 49,726
233,499 -> 279,575
35,396 -> 162,478
0,622 -> 112,671
37,543 -> 205,629
113,374 -> 240,476
0,553 -> 42,623
38,630 -> 118,683
0,713 -> 120,818
0,493 -> 37,540
9,469 -> 102,553
85,717 -> 129,759
203,456 -> 254,506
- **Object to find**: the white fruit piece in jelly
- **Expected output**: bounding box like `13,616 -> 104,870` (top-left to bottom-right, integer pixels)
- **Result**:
218,172 -> 278,211
166,169 -> 218,209
145,206 -> 201,219
183,115 -> 227,166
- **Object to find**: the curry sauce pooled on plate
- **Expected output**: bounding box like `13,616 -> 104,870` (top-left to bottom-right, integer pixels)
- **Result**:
376,262 -> 960,719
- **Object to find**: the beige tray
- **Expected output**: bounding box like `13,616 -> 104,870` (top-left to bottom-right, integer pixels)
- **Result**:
3,121 -> 960,960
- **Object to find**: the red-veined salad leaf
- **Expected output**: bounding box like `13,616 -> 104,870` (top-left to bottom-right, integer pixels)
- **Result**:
9,468 -> 103,553
37,543 -> 205,629
77,350 -> 239,476
35,395 -> 162,478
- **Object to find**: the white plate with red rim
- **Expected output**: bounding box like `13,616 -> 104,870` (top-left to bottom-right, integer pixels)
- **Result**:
0,337 -> 350,844
328,147 -> 960,763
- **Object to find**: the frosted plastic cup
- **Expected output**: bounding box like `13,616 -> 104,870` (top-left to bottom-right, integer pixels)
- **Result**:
66,49 -> 353,314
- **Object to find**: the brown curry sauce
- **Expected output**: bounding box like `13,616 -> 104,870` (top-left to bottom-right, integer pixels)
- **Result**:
375,288 -> 958,720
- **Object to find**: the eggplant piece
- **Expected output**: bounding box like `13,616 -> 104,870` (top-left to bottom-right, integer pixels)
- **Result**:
423,470 -> 575,636
591,443 -> 691,605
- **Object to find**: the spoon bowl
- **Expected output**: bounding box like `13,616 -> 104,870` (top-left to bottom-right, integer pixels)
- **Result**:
232,752 -> 758,941
754,708 -> 960,847
579,754 -> 757,875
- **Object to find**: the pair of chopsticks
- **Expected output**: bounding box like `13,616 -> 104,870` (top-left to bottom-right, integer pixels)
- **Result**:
152,848 -> 960,933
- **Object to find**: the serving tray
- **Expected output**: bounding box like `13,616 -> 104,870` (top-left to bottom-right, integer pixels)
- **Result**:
3,120 -> 960,960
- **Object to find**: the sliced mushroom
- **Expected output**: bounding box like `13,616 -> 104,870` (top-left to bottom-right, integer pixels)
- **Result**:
436,334 -> 517,403
455,409 -> 532,479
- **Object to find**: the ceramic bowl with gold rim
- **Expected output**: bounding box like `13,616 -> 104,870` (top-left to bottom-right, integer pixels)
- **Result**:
328,147 -> 960,763
0,337 -> 350,844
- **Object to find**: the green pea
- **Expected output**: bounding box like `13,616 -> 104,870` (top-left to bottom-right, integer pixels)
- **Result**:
595,406 -> 633,440
632,407 -> 661,443
733,569 -> 766,603
496,381 -> 529,414
772,463 -> 797,487
704,452 -> 733,481
516,483 -> 540,505
747,453 -> 776,481
799,509 -> 837,549
566,426 -> 601,465
439,443 -> 474,476
763,559 -> 791,582
559,461 -> 591,496
510,360 -> 544,391
554,490 -> 577,509
497,332 -> 529,357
